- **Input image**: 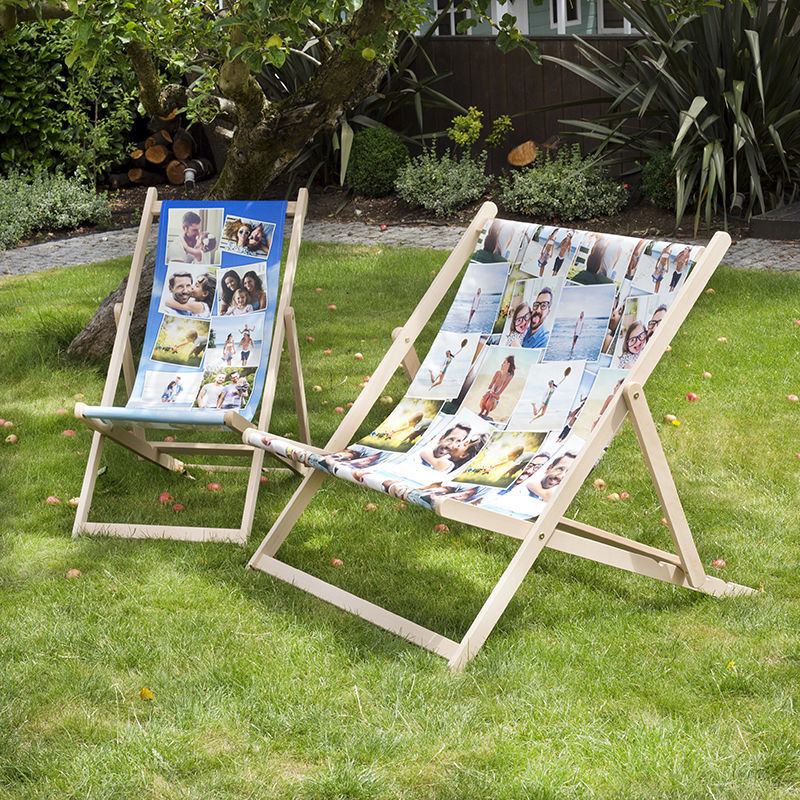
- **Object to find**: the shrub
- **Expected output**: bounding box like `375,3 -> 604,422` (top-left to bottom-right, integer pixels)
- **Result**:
395,149 -> 490,216
347,127 -> 409,197
0,22 -> 137,180
0,173 -> 110,250
499,145 -> 627,220
641,149 -> 676,210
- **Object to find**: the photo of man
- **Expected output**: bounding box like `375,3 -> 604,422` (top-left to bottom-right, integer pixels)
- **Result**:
165,208 -> 223,265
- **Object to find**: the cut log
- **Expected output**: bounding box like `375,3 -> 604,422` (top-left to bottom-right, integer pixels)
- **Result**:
108,172 -> 132,190
507,140 -> 538,168
128,168 -> 164,186
166,159 -> 187,185
144,130 -> 173,149
148,109 -> 180,133
144,144 -> 170,166
172,129 -> 195,161
183,157 -> 214,189
129,148 -> 147,168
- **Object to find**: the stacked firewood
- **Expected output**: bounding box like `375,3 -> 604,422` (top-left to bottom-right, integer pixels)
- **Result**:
108,111 -> 215,190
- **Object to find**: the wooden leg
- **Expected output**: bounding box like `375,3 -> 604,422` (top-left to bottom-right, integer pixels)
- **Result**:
624,383 -> 706,589
285,306 -> 311,445
72,430 -> 105,538
392,326 -> 420,381
239,447 -> 266,541
247,470 -> 326,564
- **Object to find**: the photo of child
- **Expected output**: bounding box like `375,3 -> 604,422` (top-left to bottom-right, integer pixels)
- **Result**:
498,276 -> 564,349
219,214 -> 277,259
165,208 -> 223,265
194,367 -> 256,410
151,315 -> 210,367
158,264 -> 217,318
451,430 -> 546,488
543,283 -> 616,362
215,263 -> 268,315
134,370 -> 204,407
507,361 -> 585,432
358,397 -> 444,453
459,346 -> 544,425
441,262 -> 509,334
407,332 -> 482,400
205,314 -> 265,371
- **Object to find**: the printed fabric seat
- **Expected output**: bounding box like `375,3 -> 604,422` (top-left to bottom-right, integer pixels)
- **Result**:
244,218 -> 702,521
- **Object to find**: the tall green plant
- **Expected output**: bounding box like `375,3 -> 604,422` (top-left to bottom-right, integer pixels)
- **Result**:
546,0 -> 800,231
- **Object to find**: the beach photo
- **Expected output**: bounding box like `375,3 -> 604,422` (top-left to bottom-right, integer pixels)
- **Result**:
151,315 -> 210,368
407,332 -> 482,400
441,261 -> 509,334
498,275 -> 564,349
194,367 -> 256,410
459,345 -> 544,425
543,283 -> 616,362
567,233 -> 649,286
164,207 -> 223,265
451,430 -> 546,488
133,369 -> 205,407
570,367 -> 627,440
358,397 -> 444,453
158,263 -> 217,319
219,213 -> 277,260
631,241 -> 699,296
521,227 -> 584,279
215,263 -> 268,315
205,313 -> 266,371
507,360 -> 585,432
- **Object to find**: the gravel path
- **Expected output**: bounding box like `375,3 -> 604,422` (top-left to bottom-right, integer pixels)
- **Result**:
2,222 -> 799,277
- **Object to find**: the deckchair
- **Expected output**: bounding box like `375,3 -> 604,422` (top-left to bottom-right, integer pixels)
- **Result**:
73,187 -> 311,545
230,203 -> 755,670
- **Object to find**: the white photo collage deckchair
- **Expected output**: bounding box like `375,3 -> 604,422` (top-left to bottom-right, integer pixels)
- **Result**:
228,202 -> 755,670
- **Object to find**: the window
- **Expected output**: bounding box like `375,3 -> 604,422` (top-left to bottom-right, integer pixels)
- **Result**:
550,0 -> 581,29
597,0 -> 635,33
433,0 -> 471,35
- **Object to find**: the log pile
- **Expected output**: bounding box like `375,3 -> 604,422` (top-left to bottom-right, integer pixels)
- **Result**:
108,110 -> 216,189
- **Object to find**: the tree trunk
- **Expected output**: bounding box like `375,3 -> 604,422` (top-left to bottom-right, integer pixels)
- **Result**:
66,252 -> 156,361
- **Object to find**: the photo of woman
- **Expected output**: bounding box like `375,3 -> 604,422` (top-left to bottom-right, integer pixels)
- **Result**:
478,355 -> 516,419
504,302 -> 531,347
214,264 -> 268,315
219,270 -> 242,315
220,214 -> 277,259
222,333 -> 236,366
242,270 -> 267,310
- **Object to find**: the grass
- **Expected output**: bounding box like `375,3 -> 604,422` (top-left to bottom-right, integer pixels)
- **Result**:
1,244 -> 799,799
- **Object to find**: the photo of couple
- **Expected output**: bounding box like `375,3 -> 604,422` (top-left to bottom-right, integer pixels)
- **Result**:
216,265 -> 268,315
151,316 -> 210,367
205,315 -> 265,371
521,226 -> 583,279
158,264 -> 217,319
613,294 -> 671,369
194,368 -> 256,411
166,208 -> 223,265
408,410 -> 492,475
219,213 -> 276,259
499,276 -> 564,350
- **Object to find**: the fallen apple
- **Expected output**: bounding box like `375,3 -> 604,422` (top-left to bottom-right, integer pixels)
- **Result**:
717,336 -> 728,343
306,335 -> 315,343
312,385 -> 323,392
158,491 -> 172,504
711,558 -> 726,569
606,492 -> 621,501
327,303 -> 337,311
0,418 -> 5,426
380,395 -> 393,405
68,497 -> 80,508
364,502 -> 378,512
3,420 -> 13,428
619,491 -> 630,500
434,523 -> 449,533
794,319 -> 800,326
702,371 -> 712,379
5,434 -> 18,444
787,394 -> 799,403
686,392 -> 699,402
660,517 -> 669,526
314,287 -> 323,294
206,482 -> 221,491
66,568 -> 82,579
260,475 -> 269,485
592,478 -> 607,490
663,414 -> 677,423
46,495 -> 62,505
334,406 -> 345,414
346,401 -> 354,408
354,352 -> 364,361
323,348 -> 333,356
330,557 -> 344,568
705,287 -> 716,295
62,429 -> 76,437
172,502 -> 185,513
379,224 -> 388,232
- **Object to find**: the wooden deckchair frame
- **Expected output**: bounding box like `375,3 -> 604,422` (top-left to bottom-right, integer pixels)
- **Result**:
235,202 -> 756,669
73,187 -> 311,545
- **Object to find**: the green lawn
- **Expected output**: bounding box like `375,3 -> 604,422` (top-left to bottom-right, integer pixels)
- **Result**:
1,244 -> 799,799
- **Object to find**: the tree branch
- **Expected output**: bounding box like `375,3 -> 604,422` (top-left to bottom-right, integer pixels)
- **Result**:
126,41 -> 186,117
0,2 -> 71,33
